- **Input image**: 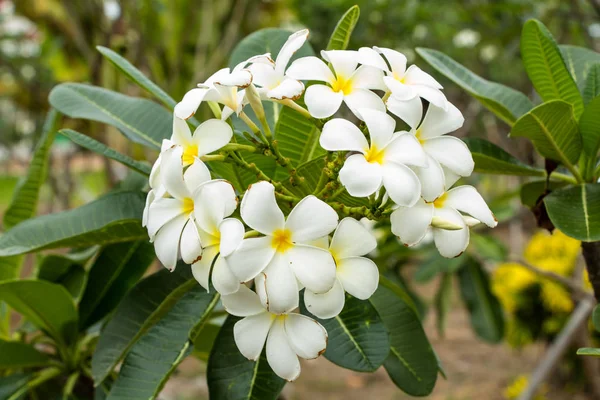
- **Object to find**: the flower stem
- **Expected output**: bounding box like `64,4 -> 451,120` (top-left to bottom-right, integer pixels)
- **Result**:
228,151 -> 296,197
200,154 -> 227,162
207,101 -> 222,119
549,171 -> 578,184
279,99 -> 311,118
221,143 -> 257,153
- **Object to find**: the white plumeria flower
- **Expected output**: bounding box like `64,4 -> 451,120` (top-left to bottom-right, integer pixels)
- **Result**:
190,180 -> 244,295
320,108 -> 427,206
304,218 -> 379,319
358,46 -> 447,109
145,146 -> 211,270
174,63 -> 253,120
222,285 -> 327,381
286,50 -> 385,119
390,185 -> 497,258
246,29 -> 308,101
227,181 -> 339,314
387,100 -> 474,201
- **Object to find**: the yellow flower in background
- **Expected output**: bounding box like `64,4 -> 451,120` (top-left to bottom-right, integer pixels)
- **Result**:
540,280 -> 573,313
524,230 -> 580,274
492,262 -> 537,313
504,375 -> 547,400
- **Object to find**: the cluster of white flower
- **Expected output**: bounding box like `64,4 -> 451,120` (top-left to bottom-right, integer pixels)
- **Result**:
143,29 -> 497,381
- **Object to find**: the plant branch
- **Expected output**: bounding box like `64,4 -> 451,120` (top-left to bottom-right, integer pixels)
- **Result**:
582,242 -> 600,302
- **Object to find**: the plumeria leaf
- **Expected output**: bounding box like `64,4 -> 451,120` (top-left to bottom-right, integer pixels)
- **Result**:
0,340 -> 50,369
37,255 -> 87,300
434,273 -> 452,338
457,257 -> 504,343
463,138 -> 545,176
519,179 -> 569,208
49,83 -> 172,150
0,373 -> 32,399
544,183 -> 600,241
560,45 -> 600,91
92,267 -> 197,384
416,48 -> 533,125
207,315 -> 286,400
301,294 -> 389,372
583,64 -> 600,104
326,5 -> 360,51
107,288 -> 219,400
577,348 -> 600,357
521,20 -> 583,116
579,96 -> 600,157
60,129 -> 151,176
593,304 -> 600,332
0,191 -> 147,257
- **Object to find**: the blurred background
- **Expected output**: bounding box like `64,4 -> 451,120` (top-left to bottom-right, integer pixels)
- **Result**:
2,0 -> 600,399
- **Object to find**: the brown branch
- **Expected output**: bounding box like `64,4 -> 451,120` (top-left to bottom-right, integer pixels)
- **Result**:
582,242 -> 600,302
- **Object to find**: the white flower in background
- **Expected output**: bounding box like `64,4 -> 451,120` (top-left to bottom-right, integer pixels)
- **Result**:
358,47 -> 446,109
227,181 -> 339,314
286,50 -> 385,119
222,285 -> 327,381
320,108 -> 426,206
304,218 -> 379,319
386,99 -> 473,201
246,29 -> 308,101
174,64 -> 253,120
390,185 -> 497,258
191,180 -> 244,295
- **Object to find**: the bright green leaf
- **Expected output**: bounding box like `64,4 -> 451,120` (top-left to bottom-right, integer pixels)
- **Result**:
326,5 -> 360,51
544,183 -> 600,241
560,45 -> 600,90
0,340 -> 50,369
463,138 -> 545,176
579,96 -> 600,158
583,64 -> 600,105
577,348 -> 600,357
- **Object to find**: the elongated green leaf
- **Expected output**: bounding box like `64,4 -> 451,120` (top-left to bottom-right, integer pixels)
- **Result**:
0,191 -> 146,257
107,288 -> 218,400
92,267 -> 196,384
37,255 -> 86,300
79,241 -> 155,329
510,100 -> 581,168
521,20 -> 583,116
544,183 -> 600,241
0,280 -> 78,347
369,278 -> 438,396
593,304 -> 600,332
577,348 -> 600,357
207,315 -> 286,400
229,28 -> 314,69
463,138 -> 545,176
579,96 -> 600,158
60,129 -> 151,175
560,45 -> 600,90
301,294 -> 389,372
583,64 -> 600,105
326,5 -> 360,51
520,180 -> 568,208
49,83 -> 172,150
434,273 -> 452,337
416,48 -> 533,125
457,257 -> 504,343
0,373 -> 31,400
0,340 -> 50,369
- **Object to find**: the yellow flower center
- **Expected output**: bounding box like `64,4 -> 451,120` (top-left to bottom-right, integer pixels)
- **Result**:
331,75 -> 353,95
415,128 -> 425,144
432,193 -> 447,208
271,229 -> 293,253
182,144 -> 198,165
182,197 -> 194,215
364,145 -> 385,164
393,71 -> 406,83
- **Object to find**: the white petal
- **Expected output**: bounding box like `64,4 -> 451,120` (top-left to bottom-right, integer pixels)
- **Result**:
336,256 -> 379,300
349,65 -> 386,90
180,219 -> 202,264
240,181 -> 285,235
174,88 -> 210,120
161,146 -> 190,200
414,86 -> 448,109
276,29 -> 309,74
149,153 -> 162,189
445,185 -> 497,227
330,217 -> 377,259
247,63 -> 278,89
221,284 -> 264,316
321,50 -> 358,79
284,313 -> 328,358
383,133 -> 428,167
381,162 -> 421,207
234,312 -> 274,361
192,118 -> 233,156
339,154 -> 382,197
304,279 -> 345,319
404,65 -> 443,89
218,218 -> 245,257
423,136 -> 474,177
414,155 -> 446,202
183,158 -> 211,194
142,189 -> 155,228
320,118 -> 369,153
360,108 -> 395,150
154,213 -> 188,271
288,244 -> 336,294
214,70 -> 252,87
390,198 -> 433,245
191,245 -> 218,290
376,47 -> 407,76
266,78 -> 304,100
212,256 -> 240,295
266,318 -> 301,381
171,116 -> 193,145
147,198 -> 184,239
444,166 -> 461,189
227,236 -> 276,283
418,102 -> 464,139
257,254 -> 299,314
383,76 -> 418,100
286,56 -> 335,83
221,106 -> 235,120
432,207 -> 469,258
343,89 -> 385,120
194,180 -> 237,235
304,84 -> 344,119
386,95 -> 423,129
358,47 -> 389,72
285,196 -> 338,243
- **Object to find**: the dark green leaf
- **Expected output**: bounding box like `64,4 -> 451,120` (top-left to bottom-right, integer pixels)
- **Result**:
0,340 -> 50,369
207,315 -> 286,400
544,183 -> 600,241
434,273 -> 452,337
583,64 -> 600,105
0,373 -> 31,400
520,179 -> 569,208
560,45 -> 600,90
469,233 -> 507,262
414,254 -> 465,283
464,138 -> 545,176
192,323 -> 221,362
593,304 -> 600,332
37,255 -> 87,300
577,348 -> 600,357
326,5 -> 360,51
579,96 -> 600,158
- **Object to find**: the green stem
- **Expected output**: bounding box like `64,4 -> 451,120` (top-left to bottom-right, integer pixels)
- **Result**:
207,101 -> 222,119
565,163 -> 584,184
550,171 -> 578,184
240,112 -> 261,136
200,154 -> 227,162
279,99 -> 311,118
221,143 -> 257,153
8,367 -> 62,400
275,192 -> 301,204
62,372 -> 80,400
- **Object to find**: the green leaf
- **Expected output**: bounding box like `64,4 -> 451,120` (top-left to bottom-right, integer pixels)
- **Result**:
326,5 -> 360,51
0,191 -> 146,257
469,233 -> 508,262
583,64 -> 600,105
0,373 -> 32,400
414,254 -> 465,283
463,138 -> 545,176
106,288 -> 218,400
457,257 -> 504,343
593,304 -> 600,332
416,48 -> 533,125
520,180 -> 568,208
301,294 -> 389,372
229,28 -> 314,69
60,129 -> 151,176
510,100 -> 582,169
192,323 -> 221,362
37,255 -> 87,300
0,340 -> 50,369
544,183 -> 600,241
434,273 -> 452,337
79,241 -> 155,330
369,278 -> 438,396
49,83 -> 172,150
577,348 -> 600,357
91,267 -> 196,384
560,45 -> 600,90
0,280 -> 78,347
521,20 -> 583,116
207,315 -> 286,400
579,96 -> 600,158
